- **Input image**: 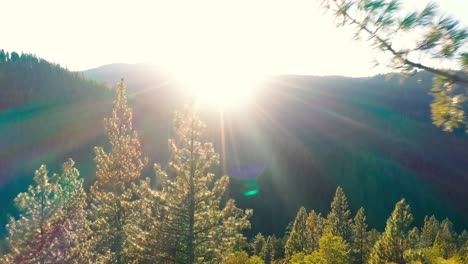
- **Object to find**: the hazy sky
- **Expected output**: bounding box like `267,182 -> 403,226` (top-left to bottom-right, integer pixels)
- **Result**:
2,0 -> 467,76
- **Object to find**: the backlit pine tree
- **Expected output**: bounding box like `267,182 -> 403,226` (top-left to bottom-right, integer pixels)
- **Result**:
418,215 -> 440,248
3,160 -> 89,264
326,186 -> 352,243
260,236 -> 273,264
285,207 -> 311,257
351,207 -> 370,264
369,199 -> 413,264
154,104 -> 252,264
121,178 -> 161,263
307,210 -> 325,252
251,233 -> 266,256
269,235 -> 285,262
432,218 -> 457,258
88,79 -> 147,263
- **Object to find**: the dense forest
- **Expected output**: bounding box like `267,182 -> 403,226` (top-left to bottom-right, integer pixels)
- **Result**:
0,50 -> 467,263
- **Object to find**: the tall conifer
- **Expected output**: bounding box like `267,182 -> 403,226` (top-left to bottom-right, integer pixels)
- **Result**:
285,207 -> 310,257
154,104 -> 252,264
326,186 -> 352,243
419,215 -> 440,248
252,233 -> 266,256
369,199 -> 413,264
88,79 -> 147,263
351,207 -> 370,264
307,210 -> 325,252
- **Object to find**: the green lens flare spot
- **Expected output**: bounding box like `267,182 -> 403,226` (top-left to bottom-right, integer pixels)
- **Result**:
243,188 -> 260,197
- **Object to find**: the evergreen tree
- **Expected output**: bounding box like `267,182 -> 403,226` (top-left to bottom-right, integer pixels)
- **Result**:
0,49 -> 6,62
418,215 -> 440,248
458,230 -> 468,249
121,178 -> 161,263
285,207 -> 311,257
154,104 -> 252,264
351,207 -> 370,264
326,186 -> 352,243
432,218 -> 457,258
252,233 -> 266,256
269,235 -> 285,262
367,229 -> 381,249
52,159 -> 91,263
307,210 -> 324,252
260,236 -> 273,264
88,79 -> 147,263
3,160 -> 89,263
369,199 -> 413,264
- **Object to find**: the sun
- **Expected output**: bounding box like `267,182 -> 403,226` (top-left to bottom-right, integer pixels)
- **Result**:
174,66 -> 263,110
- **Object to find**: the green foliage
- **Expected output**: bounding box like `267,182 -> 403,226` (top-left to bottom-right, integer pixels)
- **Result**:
369,198 -> 414,264
269,235 -> 285,262
351,207 -> 371,263
88,80 -> 148,263
121,178 -> 161,263
289,233 -> 350,264
222,251 -> 265,264
260,236 -> 274,264
326,186 -> 352,243
419,215 -> 440,248
321,0 -> 468,132
252,233 -> 266,256
290,252 -> 316,264
432,219 -> 458,259
430,77 -> 467,132
153,104 -> 252,264
2,160 -> 89,263
285,207 -> 311,257
308,233 -> 350,264
307,210 -> 325,252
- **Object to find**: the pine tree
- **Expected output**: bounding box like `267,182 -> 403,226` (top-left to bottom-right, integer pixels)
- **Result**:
3,160 -> 89,264
269,235 -> 285,262
251,233 -> 266,256
121,178 -> 161,263
369,199 -> 413,264
285,207 -> 311,257
260,236 -> 273,264
418,215 -> 440,248
351,207 -> 370,264
52,159 -> 91,263
307,210 -> 325,252
154,104 -> 252,264
326,186 -> 352,243
88,79 -> 147,263
432,218 -> 457,258
458,230 -> 468,249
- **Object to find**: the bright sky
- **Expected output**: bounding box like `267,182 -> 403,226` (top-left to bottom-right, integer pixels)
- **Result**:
1,0 -> 467,77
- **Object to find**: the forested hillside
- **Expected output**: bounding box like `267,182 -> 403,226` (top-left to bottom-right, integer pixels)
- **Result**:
1,54 -> 468,245
84,65 -> 468,235
0,51 -> 113,239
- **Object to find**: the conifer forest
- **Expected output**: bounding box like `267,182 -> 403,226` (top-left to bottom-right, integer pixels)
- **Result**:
1,0 -> 468,263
